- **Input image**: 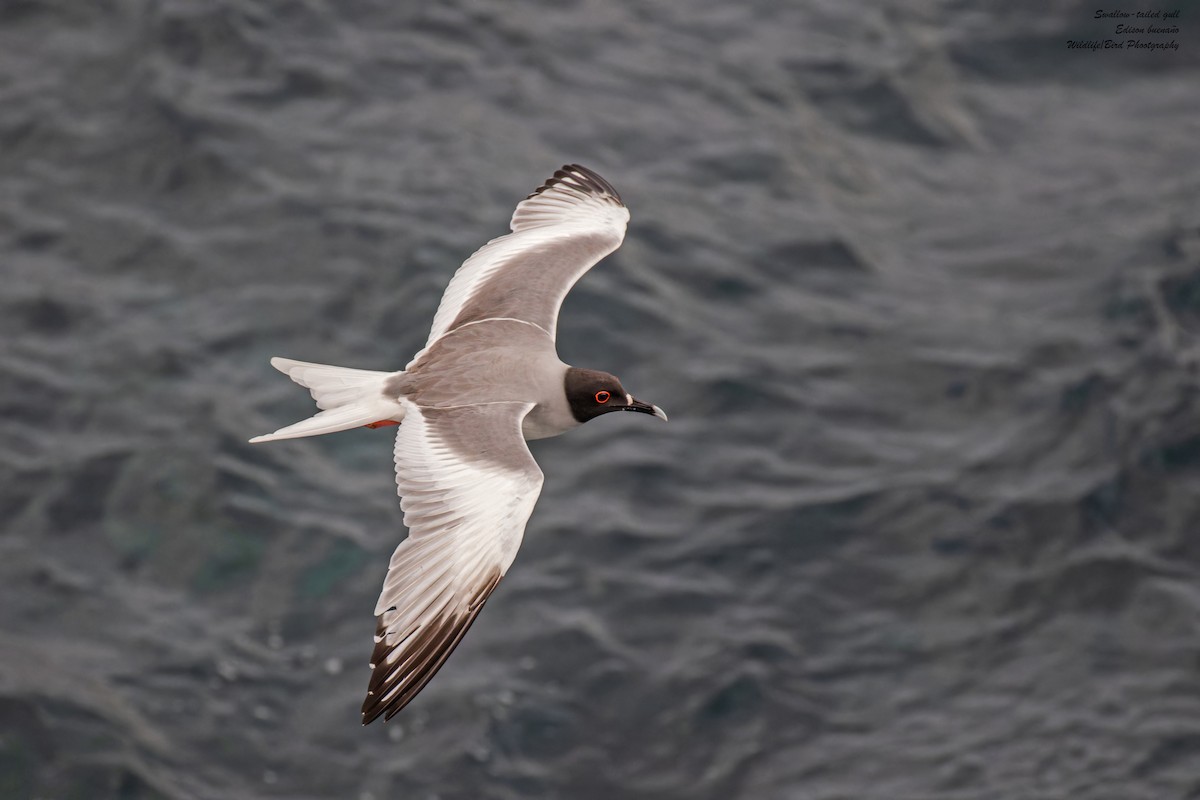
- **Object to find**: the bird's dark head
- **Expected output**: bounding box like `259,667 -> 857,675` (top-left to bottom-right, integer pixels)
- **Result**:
565,368 -> 668,425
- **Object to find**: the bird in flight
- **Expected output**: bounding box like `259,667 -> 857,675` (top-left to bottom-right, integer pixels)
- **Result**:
250,165 -> 667,724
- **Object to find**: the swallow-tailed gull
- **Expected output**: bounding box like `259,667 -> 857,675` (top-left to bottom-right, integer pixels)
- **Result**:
250,165 -> 667,724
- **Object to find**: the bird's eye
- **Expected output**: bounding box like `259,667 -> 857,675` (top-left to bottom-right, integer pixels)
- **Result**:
595,390 -> 611,404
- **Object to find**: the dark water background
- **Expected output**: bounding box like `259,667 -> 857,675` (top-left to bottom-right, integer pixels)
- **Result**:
4,1 -> 1200,798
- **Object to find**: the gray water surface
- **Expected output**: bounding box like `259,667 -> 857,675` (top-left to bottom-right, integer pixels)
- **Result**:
3,2 -> 1200,798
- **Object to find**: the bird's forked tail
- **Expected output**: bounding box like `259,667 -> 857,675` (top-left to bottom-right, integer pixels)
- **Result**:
249,357 -> 404,443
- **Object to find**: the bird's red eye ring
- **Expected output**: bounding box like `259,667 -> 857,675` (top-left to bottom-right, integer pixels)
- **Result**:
595,390 -> 611,404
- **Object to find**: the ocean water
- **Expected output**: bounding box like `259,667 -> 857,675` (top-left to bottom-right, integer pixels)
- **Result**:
3,1 -> 1200,798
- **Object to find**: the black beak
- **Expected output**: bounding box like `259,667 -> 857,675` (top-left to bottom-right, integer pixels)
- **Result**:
624,397 -> 669,421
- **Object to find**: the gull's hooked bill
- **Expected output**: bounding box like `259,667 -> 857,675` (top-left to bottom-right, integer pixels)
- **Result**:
250,165 -> 667,724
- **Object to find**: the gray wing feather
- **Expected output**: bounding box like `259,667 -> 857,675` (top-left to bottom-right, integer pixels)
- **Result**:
414,165 -> 629,362
361,401 -> 543,724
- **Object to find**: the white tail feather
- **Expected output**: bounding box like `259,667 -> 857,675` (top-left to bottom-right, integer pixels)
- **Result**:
249,357 -> 403,443
270,357 -> 392,409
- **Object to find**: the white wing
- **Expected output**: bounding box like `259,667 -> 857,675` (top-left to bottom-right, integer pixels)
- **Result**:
361,400 -> 543,723
411,164 -> 629,366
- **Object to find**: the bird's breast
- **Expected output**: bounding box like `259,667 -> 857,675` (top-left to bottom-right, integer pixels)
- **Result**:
521,399 -> 580,440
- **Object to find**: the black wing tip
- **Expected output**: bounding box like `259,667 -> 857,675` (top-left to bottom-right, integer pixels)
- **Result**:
527,164 -> 623,204
358,611 -> 473,725
360,570 -> 504,726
